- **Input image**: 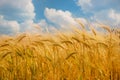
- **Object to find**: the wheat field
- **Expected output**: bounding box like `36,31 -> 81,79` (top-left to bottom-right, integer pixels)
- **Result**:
0,25 -> 120,80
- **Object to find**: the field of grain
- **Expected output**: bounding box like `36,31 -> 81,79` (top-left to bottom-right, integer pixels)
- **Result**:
0,25 -> 120,80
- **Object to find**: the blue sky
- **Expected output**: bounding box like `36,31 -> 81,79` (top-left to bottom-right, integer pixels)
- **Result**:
32,0 -> 86,21
0,0 -> 120,35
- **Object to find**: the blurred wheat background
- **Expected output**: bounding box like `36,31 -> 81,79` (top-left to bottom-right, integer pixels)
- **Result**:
0,24 -> 120,80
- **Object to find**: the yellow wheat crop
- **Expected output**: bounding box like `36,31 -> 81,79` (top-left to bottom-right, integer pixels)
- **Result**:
0,24 -> 120,80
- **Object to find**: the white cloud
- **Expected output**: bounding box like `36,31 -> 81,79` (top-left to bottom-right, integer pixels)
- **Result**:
0,0 -> 35,22
20,20 -> 33,32
43,8 -> 87,30
0,15 -> 20,34
38,19 -> 49,28
91,9 -> 120,28
37,19 -> 56,32
76,0 -> 120,28
76,0 -> 119,12
75,18 -> 88,25
77,0 -> 92,11
0,0 -> 36,34
109,9 -> 120,25
27,19 -> 48,33
44,8 -> 77,28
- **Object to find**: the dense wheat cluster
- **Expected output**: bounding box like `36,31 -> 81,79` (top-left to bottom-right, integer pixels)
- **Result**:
0,26 -> 120,80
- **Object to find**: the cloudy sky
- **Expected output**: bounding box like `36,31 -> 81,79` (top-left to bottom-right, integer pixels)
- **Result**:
0,0 -> 120,34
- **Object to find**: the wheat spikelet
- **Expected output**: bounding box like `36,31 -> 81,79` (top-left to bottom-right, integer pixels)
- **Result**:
72,37 -> 80,42
53,43 -> 65,49
99,24 -> 111,33
17,33 -> 26,42
1,51 -> 11,59
32,41 -> 44,45
0,43 -> 9,48
32,24 -> 41,30
72,36 -> 91,49
41,39 -> 54,43
45,56 -> 52,62
65,52 -> 77,60
74,19 -> 85,29
97,42 -> 108,48
61,40 -> 73,44
90,27 -> 97,36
